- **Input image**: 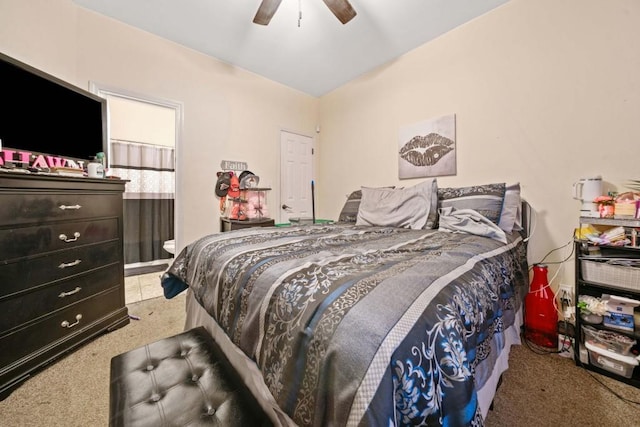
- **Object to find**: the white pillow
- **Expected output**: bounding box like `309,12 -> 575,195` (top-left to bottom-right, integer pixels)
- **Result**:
356,179 -> 437,229
498,183 -> 522,233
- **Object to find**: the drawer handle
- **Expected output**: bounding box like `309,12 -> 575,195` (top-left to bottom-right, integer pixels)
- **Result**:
61,314 -> 82,329
59,232 -> 81,243
59,204 -> 82,210
58,287 -> 82,298
58,259 -> 82,269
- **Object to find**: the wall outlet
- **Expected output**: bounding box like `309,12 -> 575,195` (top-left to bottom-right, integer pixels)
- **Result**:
558,283 -> 574,305
558,284 -> 575,320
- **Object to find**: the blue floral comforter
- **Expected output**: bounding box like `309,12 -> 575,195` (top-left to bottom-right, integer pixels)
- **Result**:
162,224 -> 528,426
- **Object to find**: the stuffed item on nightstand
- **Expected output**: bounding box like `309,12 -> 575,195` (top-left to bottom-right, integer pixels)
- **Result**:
244,190 -> 269,219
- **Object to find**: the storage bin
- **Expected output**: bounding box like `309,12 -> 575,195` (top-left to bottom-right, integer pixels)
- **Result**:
581,259 -> 640,291
582,325 -> 636,355
241,189 -> 270,220
585,341 -> 638,378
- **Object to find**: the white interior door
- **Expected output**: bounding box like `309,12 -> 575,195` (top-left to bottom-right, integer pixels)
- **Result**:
280,131 -> 314,223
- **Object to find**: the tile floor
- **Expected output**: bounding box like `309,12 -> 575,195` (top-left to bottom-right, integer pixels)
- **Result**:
124,272 -> 165,304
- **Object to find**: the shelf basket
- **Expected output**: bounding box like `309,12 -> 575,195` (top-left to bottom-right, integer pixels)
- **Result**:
581,260 -> 640,292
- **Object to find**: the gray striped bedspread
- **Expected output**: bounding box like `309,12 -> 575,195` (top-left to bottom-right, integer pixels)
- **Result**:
162,224 -> 528,426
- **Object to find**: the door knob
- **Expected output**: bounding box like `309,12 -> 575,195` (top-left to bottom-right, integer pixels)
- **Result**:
282,204 -> 292,211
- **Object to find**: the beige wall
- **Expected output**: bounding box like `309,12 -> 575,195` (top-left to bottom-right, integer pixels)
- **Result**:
107,96 -> 176,148
0,0 -> 319,251
318,0 -> 640,286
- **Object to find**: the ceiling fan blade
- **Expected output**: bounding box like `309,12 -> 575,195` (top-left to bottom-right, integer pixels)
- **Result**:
253,0 -> 283,25
322,0 -> 357,24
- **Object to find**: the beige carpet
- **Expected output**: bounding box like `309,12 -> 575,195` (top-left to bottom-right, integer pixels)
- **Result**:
486,344 -> 640,426
0,294 -> 187,427
1,294 -> 639,426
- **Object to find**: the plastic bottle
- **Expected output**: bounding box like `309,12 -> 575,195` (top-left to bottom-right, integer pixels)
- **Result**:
524,264 -> 558,348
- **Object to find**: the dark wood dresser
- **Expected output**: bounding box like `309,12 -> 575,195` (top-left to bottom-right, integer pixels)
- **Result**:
0,173 -> 129,399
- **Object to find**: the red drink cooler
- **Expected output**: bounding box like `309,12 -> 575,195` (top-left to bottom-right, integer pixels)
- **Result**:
524,264 -> 558,348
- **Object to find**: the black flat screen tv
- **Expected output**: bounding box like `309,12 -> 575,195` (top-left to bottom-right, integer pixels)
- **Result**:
0,52 -> 107,167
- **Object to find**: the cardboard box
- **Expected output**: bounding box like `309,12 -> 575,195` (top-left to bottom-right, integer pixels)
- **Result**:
558,334 -> 575,359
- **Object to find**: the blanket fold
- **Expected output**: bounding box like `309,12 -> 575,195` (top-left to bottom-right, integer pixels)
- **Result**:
438,206 -> 508,243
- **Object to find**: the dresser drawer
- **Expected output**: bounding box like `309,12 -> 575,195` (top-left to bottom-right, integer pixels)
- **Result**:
0,192 -> 123,226
0,240 -> 121,298
0,287 -> 123,368
0,218 -> 119,261
0,264 -> 121,333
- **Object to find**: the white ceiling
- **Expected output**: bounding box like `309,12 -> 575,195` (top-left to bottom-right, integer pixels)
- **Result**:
73,0 -> 509,97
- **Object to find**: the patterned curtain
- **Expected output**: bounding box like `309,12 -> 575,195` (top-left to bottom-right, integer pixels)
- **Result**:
110,140 -> 175,265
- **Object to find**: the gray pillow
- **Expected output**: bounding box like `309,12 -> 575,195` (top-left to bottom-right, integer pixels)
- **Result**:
498,183 -> 522,233
356,179 -> 437,229
338,189 -> 363,223
438,182 -> 506,225
338,187 -> 395,223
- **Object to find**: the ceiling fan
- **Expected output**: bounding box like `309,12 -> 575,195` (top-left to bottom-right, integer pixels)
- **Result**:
253,0 -> 357,25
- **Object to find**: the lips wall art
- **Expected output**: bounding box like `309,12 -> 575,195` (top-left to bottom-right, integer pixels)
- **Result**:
398,114 -> 456,179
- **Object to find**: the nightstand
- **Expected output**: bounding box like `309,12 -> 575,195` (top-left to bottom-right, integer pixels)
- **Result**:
220,217 -> 275,232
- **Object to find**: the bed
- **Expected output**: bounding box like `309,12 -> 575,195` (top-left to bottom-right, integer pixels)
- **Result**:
161,180 -> 529,426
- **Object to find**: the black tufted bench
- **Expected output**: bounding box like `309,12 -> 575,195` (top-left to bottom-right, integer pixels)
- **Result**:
109,326 -> 273,427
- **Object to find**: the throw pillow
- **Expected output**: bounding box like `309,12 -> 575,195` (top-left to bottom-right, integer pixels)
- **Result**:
438,182 -> 506,225
356,179 -> 437,229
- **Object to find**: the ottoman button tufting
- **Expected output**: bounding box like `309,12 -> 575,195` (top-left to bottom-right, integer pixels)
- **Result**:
109,327 -> 273,427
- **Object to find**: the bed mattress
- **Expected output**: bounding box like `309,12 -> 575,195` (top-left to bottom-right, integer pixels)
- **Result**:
163,224 -> 528,426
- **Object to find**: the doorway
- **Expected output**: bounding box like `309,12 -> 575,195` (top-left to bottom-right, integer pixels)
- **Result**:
90,82 -> 183,303
280,130 -> 314,223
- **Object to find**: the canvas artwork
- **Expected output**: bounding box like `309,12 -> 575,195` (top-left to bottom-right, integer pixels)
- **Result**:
398,114 -> 456,179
